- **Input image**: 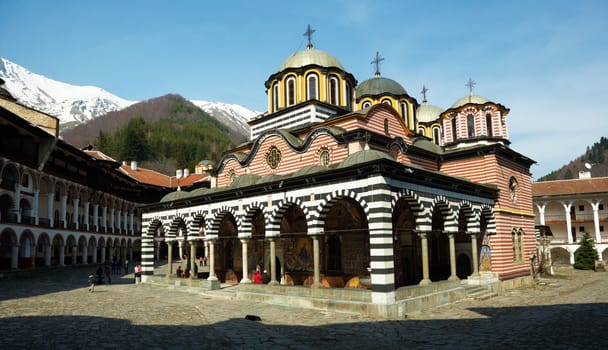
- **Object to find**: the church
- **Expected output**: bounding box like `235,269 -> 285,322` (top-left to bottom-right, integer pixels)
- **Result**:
140,27 -> 536,317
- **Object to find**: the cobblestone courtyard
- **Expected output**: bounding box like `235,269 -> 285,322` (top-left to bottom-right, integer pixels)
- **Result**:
1,267 -> 607,349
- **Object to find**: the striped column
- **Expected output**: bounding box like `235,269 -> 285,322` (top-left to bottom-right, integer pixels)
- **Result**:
367,183 -> 395,305
141,233 -> 155,279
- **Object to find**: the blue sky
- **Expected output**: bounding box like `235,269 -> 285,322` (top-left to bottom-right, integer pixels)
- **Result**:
2,0 -> 607,179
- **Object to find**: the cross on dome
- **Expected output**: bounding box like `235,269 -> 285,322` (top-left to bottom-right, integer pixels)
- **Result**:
466,78 -> 476,96
371,51 -> 385,77
304,24 -> 316,49
421,85 -> 429,103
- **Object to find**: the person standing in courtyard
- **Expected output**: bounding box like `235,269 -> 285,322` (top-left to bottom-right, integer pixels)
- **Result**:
88,272 -> 95,292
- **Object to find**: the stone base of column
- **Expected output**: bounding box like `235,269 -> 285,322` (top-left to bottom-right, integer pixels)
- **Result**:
448,275 -> 460,281
419,278 -> 432,286
240,278 -> 252,284
268,280 -> 280,286
310,282 -> 323,289
465,272 -> 499,285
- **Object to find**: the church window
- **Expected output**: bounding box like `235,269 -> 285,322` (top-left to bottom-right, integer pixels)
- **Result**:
486,113 -> 493,137
400,101 -> 408,124
362,101 -> 371,109
229,170 -> 236,184
384,118 -> 389,135
286,77 -> 296,107
307,74 -> 318,100
319,147 -> 331,167
467,114 -> 475,137
266,146 -> 282,169
381,99 -> 392,106
329,76 -> 340,105
272,83 -> 279,112
511,229 -> 524,262
451,118 -> 457,141
432,127 -> 441,145
418,127 -> 425,135
509,177 -> 518,202
345,84 -> 352,110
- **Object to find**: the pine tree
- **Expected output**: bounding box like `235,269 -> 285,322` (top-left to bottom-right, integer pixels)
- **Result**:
574,232 -> 598,270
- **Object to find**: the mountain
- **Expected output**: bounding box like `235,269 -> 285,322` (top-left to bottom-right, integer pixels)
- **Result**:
190,100 -> 256,143
0,57 -> 135,127
537,136 -> 608,181
0,57 -> 259,139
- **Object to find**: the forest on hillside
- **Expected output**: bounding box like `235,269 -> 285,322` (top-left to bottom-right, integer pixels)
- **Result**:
93,99 -> 237,174
538,136 -> 608,181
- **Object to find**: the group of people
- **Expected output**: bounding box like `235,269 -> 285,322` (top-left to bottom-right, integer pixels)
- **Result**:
176,263 -> 197,278
252,265 -> 270,284
88,262 -> 142,292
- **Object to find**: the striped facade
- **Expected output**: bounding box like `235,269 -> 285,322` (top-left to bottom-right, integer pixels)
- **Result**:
139,36 -> 536,312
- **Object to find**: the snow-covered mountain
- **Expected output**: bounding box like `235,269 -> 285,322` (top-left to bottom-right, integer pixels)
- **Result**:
190,100 -> 258,141
0,58 -> 260,137
0,57 -> 136,126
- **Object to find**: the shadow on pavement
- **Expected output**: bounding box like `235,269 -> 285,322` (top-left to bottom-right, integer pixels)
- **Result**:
1,303 -> 608,349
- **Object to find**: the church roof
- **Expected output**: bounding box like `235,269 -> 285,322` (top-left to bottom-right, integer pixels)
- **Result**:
356,77 -> 407,99
278,47 -> 344,72
532,177 -> 608,197
337,149 -> 394,169
416,102 -> 444,123
450,94 -> 490,109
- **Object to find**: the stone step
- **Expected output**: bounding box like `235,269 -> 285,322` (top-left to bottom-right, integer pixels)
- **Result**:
463,285 -> 498,301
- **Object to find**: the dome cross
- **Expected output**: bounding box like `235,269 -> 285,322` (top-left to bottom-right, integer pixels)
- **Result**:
421,85 -> 429,103
466,78 -> 476,95
303,24 -> 316,49
371,51 -> 385,77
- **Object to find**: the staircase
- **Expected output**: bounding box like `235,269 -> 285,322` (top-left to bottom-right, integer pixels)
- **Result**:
462,285 -> 498,301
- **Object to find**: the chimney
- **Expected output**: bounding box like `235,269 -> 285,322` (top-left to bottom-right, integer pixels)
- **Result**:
122,161 -> 127,166
131,161 -> 138,171
183,168 -> 189,177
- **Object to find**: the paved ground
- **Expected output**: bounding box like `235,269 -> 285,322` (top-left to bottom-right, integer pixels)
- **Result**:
1,266 -> 607,349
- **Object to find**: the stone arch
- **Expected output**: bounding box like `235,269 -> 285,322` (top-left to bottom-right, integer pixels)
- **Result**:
0,162 -> 20,191
0,228 -> 18,269
551,247 -> 570,265
428,197 -> 453,281
37,232 -> 51,267
269,197 -> 309,237
18,230 -> 36,268
0,193 -> 15,223
312,189 -> 369,234
241,202 -> 266,238
208,206 -> 238,236
167,216 -> 188,239
320,196 -> 369,285
51,234 -> 64,266
65,234 -> 77,265
190,212 -> 206,238
393,190 -> 424,287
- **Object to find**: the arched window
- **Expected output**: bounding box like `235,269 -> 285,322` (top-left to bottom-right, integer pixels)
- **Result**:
381,99 -> 392,106
307,74 -> 318,100
286,77 -> 296,107
266,146 -> 282,169
433,127 -> 441,145
509,177 -> 518,202
400,101 -> 408,122
451,118 -> 457,141
486,113 -> 493,137
345,83 -> 352,110
418,127 -> 425,135
384,118 -> 389,134
318,147 -> 331,167
272,83 -> 279,112
362,101 -> 372,109
329,76 -> 340,105
467,114 -> 475,137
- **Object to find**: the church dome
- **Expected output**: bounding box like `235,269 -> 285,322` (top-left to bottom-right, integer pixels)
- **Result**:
337,149 -> 394,169
356,77 -> 407,99
278,47 -> 345,72
416,103 -> 444,123
450,94 -> 490,109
